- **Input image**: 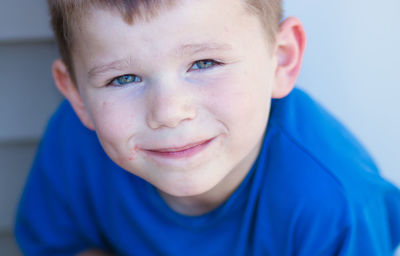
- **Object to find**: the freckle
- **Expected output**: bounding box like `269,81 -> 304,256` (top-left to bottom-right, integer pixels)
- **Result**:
102,101 -> 108,107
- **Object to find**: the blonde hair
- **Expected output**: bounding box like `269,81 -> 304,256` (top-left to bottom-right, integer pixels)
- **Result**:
47,0 -> 283,81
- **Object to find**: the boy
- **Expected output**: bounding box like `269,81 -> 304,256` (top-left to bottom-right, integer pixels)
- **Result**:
15,0 -> 400,255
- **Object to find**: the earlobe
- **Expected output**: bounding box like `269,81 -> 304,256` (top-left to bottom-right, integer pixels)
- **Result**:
52,59 -> 95,130
272,17 -> 306,99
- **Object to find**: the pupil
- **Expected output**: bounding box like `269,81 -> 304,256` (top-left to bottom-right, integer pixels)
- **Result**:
201,60 -> 211,68
121,75 -> 132,83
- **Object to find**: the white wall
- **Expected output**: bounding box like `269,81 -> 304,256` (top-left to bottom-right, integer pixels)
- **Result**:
0,42 -> 62,141
0,0 -> 52,41
284,0 -> 400,187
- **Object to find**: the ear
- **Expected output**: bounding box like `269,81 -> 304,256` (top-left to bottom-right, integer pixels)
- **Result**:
52,59 -> 95,130
272,17 -> 306,99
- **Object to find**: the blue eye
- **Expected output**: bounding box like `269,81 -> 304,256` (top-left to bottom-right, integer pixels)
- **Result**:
190,59 -> 220,71
110,74 -> 142,86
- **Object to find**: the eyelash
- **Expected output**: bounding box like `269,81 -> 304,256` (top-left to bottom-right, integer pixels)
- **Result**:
108,74 -> 142,87
107,59 -> 223,87
188,59 -> 223,72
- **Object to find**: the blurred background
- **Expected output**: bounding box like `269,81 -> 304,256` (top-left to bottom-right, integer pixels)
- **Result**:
0,0 -> 399,254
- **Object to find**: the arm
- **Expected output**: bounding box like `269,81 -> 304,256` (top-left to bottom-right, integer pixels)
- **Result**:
15,102 -> 111,255
293,185 -> 400,256
15,144 -> 101,255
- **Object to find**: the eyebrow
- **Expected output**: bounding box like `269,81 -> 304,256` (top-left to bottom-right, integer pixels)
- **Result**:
88,57 -> 136,79
88,42 -> 233,79
176,42 -> 233,56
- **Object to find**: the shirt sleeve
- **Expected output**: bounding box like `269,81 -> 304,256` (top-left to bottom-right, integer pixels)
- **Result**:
293,182 -> 400,256
14,102 -> 110,255
337,184 -> 400,256
15,144 -> 89,255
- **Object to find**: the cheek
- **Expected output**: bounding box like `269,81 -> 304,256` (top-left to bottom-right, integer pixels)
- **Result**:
203,71 -> 272,153
88,99 -> 140,150
90,100 -> 144,166
205,72 -> 272,124
94,102 -> 126,137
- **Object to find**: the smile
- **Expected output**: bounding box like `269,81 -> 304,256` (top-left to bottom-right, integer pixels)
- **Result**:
143,137 -> 216,159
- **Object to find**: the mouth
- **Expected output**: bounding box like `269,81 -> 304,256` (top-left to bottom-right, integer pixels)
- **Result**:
143,137 -> 216,159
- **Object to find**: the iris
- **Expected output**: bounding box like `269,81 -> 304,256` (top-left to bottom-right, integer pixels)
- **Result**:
111,75 -> 142,86
191,60 -> 219,70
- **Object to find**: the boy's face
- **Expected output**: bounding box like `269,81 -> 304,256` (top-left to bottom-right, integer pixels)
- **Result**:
67,0 -> 282,198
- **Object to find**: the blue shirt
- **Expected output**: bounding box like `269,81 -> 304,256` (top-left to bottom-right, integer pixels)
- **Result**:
15,88 -> 400,255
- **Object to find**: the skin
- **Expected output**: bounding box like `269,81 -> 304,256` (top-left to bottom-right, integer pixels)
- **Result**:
53,0 -> 305,254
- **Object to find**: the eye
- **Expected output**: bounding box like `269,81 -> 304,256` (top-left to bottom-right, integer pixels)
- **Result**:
109,74 -> 142,86
189,59 -> 221,71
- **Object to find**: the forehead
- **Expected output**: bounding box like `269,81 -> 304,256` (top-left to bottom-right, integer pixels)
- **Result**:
71,0 -> 251,41
70,0 -> 249,29
70,0 -> 267,73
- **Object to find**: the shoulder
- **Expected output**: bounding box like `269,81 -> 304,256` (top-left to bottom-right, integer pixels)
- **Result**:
36,101 -> 103,180
256,88 -> 400,254
259,114 -> 351,232
269,88 -> 379,174
44,100 -> 98,151
266,88 -> 387,201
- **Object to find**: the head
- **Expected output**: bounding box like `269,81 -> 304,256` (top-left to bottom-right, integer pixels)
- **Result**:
49,0 -> 305,200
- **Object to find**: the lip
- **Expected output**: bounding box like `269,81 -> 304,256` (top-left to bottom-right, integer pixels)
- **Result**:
143,137 -> 216,159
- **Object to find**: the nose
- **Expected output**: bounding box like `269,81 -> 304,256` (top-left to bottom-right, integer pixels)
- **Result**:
146,81 -> 197,129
